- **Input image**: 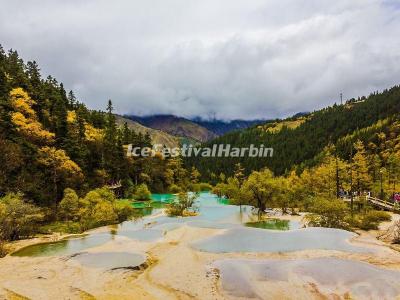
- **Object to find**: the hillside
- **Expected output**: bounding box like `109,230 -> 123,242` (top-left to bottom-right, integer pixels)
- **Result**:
186,87 -> 400,178
0,47 -> 194,205
191,118 -> 266,135
115,115 -> 180,148
125,114 -> 217,143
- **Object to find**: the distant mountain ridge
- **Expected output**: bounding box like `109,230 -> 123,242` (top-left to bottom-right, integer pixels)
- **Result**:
124,114 -> 217,143
115,115 -> 180,148
191,117 -> 266,136
124,114 -> 266,141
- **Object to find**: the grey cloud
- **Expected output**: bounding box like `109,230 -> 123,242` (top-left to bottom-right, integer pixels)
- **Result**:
0,0 -> 399,119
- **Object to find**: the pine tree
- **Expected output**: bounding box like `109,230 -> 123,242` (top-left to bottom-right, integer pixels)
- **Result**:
104,99 -> 117,144
122,122 -> 130,144
67,90 -> 77,109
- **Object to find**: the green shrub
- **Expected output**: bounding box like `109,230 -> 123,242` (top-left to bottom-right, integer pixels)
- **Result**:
212,184 -> 224,197
198,182 -> 212,191
305,197 -> 349,229
93,201 -> 118,226
168,184 -> 182,194
166,205 -> 184,217
114,200 -> 135,222
0,193 -> 43,241
77,187 -> 135,231
166,192 -> 198,217
42,188 -> 136,232
78,187 -> 118,230
122,178 -> 135,199
358,210 -> 391,230
344,215 -> 362,228
345,210 -> 391,231
189,183 -> 201,192
59,188 -> 80,222
39,221 -> 81,234
134,184 -> 151,201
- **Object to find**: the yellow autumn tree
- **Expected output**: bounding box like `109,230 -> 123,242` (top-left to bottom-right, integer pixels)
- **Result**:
66,109 -> 104,142
9,88 -> 54,143
37,146 -> 83,200
352,140 -> 373,194
66,110 -> 77,123
84,124 -> 103,142
301,151 -> 349,198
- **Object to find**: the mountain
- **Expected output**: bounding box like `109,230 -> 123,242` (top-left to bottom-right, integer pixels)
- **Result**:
125,114 -> 266,140
186,86 -> 400,178
125,114 -> 217,143
190,118 -> 266,136
115,115 -> 180,148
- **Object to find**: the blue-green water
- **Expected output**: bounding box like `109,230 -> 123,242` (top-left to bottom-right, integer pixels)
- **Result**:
215,258 -> 400,299
151,193 -> 175,203
12,234 -> 114,257
130,193 -> 176,216
245,219 -> 292,230
11,192 -> 368,258
191,227 -> 369,253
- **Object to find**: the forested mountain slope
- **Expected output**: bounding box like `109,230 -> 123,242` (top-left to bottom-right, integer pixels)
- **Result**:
115,115 -> 179,148
191,118 -> 266,136
186,87 -> 400,179
0,47 -> 192,207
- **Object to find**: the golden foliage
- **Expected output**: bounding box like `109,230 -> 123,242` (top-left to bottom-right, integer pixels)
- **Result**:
11,112 -> 55,143
258,118 -> 306,133
10,88 -> 36,117
67,110 -> 77,123
37,146 -> 82,177
352,140 -> 373,191
84,124 -> 103,141
9,88 -> 55,143
340,119 -> 389,143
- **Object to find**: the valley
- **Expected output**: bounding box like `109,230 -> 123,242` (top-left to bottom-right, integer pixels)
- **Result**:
1,43 -> 400,300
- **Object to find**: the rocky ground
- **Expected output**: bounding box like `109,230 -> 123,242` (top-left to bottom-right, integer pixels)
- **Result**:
1,213 -> 400,300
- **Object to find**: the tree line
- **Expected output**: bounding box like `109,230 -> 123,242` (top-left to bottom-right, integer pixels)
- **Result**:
0,46 -> 208,252
0,46 -> 202,207
186,87 -> 400,181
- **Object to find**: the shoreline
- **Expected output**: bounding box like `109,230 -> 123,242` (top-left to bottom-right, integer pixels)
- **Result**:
1,207 -> 400,299
4,208 -> 399,256
5,209 -> 169,256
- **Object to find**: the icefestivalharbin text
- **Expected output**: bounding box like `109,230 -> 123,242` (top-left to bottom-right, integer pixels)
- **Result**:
127,144 -> 273,158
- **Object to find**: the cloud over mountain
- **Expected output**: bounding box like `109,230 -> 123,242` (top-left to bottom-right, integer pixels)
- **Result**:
1,0 -> 399,119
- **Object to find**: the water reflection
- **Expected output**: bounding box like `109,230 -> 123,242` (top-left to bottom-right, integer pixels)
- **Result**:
12,192 -> 333,257
191,227 -> 370,253
72,252 -> 146,269
215,258 -> 400,299
12,234 -> 114,257
245,219 -> 300,230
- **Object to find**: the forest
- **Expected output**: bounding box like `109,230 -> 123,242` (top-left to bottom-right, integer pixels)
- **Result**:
1,46 -> 400,254
186,87 -> 400,180
0,47 -> 205,249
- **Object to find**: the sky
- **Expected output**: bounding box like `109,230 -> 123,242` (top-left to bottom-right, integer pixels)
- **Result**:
1,0 -> 400,120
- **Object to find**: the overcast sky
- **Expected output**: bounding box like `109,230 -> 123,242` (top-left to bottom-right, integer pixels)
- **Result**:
1,0 -> 400,120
